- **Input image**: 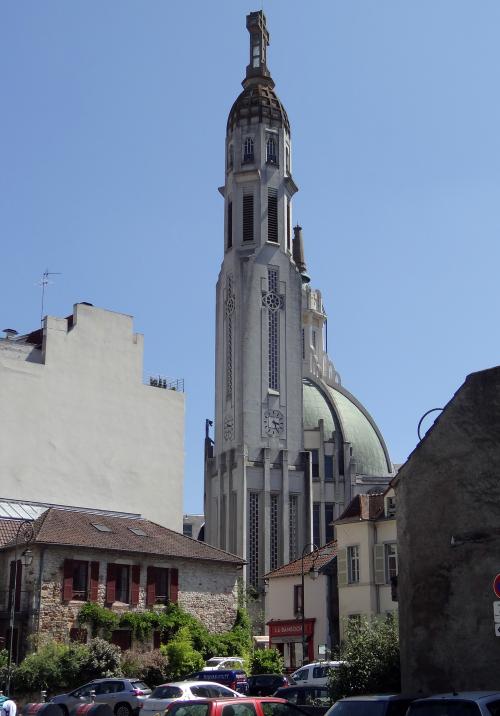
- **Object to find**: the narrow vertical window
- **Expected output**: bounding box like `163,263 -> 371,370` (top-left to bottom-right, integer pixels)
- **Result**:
243,195 -> 254,242
225,275 -> 233,401
227,201 -> 233,249
289,495 -> 298,561
347,545 -> 360,583
268,188 -> 278,243
270,494 -> 279,571
221,495 -> 227,551
230,492 -> 237,554
228,144 -> 233,170
249,493 -> 260,588
324,455 -> 334,482
267,268 -> 280,391
286,199 -> 291,251
313,503 -> 320,548
266,136 -> 277,164
385,543 -> 398,583
285,145 -> 290,174
243,137 -> 254,163
311,449 -> 319,479
325,502 -> 334,543
302,329 -> 305,360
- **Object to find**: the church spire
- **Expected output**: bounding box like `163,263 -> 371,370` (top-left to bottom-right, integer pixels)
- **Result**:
244,11 -> 273,88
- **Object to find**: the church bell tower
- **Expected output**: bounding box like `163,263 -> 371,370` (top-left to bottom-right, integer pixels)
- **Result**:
204,11 -> 312,589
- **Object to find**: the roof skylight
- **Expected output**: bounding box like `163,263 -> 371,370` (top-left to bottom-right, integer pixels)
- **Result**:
129,527 -> 148,537
91,523 -> 113,532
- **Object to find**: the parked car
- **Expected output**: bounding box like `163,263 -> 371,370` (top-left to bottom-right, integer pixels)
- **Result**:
51,678 -> 151,716
139,681 -> 243,716
274,686 -> 332,716
187,670 -> 249,694
162,697 -> 311,716
291,663 -> 344,688
406,692 -> 500,716
247,674 -> 289,696
204,658 -> 245,671
325,694 -> 417,716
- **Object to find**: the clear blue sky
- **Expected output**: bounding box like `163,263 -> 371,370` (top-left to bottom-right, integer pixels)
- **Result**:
2,2 -> 499,514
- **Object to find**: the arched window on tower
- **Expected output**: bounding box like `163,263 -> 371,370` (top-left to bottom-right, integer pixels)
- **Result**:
243,137 -> 254,163
266,136 -> 277,164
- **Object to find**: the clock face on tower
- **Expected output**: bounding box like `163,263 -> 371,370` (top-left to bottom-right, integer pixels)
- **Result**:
263,409 -> 285,437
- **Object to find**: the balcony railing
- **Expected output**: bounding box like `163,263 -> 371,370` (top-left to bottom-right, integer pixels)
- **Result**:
144,375 -> 184,392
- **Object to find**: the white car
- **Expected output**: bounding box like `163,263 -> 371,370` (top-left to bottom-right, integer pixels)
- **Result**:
203,657 -> 245,671
291,661 -> 344,687
139,681 -> 243,716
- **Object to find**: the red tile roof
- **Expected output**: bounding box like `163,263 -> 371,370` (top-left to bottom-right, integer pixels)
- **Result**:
265,542 -> 337,578
0,509 -> 245,565
0,519 -> 22,547
336,493 -> 385,522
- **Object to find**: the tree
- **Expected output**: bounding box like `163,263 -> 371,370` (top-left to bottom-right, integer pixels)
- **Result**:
161,627 -> 204,680
249,648 -> 284,675
329,616 -> 400,699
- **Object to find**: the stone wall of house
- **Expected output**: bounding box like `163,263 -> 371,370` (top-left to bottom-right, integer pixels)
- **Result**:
396,367 -> 500,695
5,544 -> 239,647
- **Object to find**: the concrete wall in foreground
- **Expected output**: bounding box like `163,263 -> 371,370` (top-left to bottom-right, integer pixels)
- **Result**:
0,303 -> 184,530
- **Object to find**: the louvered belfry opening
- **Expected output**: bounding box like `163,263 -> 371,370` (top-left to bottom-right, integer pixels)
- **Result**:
268,188 -> 278,243
243,194 -> 254,241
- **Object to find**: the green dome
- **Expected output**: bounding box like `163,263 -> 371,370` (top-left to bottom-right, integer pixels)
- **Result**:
302,379 -> 391,476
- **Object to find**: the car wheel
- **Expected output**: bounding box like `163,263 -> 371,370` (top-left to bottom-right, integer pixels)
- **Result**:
115,704 -> 132,716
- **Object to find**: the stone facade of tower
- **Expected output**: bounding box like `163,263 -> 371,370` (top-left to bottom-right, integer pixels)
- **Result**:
204,11 -> 312,589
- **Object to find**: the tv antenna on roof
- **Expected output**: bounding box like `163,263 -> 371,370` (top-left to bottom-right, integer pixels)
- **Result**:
37,269 -> 61,327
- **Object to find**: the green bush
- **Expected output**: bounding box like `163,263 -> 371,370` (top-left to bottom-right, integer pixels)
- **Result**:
161,627 -> 204,680
249,648 -> 284,675
78,603 -> 119,638
329,616 -> 400,699
15,642 -> 69,692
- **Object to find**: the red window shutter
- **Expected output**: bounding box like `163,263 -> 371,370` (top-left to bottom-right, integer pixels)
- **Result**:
106,563 -> 116,604
146,566 -> 156,606
63,559 -> 74,601
130,565 -> 140,606
90,561 -> 99,601
169,568 -> 179,604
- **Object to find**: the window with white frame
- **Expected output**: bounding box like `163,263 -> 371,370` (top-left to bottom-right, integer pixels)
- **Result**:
266,136 -> 277,164
385,543 -> 398,583
347,545 -> 360,583
243,137 -> 254,163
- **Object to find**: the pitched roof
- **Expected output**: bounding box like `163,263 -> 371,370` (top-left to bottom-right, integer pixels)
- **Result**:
265,542 -> 337,579
0,509 -> 245,566
0,519 -> 22,547
335,493 -> 385,523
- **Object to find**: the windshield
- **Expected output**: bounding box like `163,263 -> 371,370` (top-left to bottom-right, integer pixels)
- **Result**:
206,659 -> 223,667
408,703 -> 482,716
329,701 -> 387,716
150,686 -> 183,699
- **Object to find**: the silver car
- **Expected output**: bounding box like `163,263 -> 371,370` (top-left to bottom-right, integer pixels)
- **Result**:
407,692 -> 500,716
51,677 -> 151,716
140,681 -> 243,716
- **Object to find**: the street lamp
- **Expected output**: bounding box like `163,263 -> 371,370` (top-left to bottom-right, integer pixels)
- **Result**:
300,542 -> 319,666
7,520 -> 35,695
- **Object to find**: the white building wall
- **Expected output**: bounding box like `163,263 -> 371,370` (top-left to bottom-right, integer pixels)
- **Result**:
0,303 -> 184,530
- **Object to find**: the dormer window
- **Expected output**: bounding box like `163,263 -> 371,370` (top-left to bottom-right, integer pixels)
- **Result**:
266,136 -> 277,164
243,137 -> 254,163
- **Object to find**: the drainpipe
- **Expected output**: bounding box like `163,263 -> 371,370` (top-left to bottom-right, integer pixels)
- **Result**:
374,522 -> 380,615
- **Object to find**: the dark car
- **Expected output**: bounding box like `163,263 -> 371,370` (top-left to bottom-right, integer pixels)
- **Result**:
325,695 -> 417,716
247,675 -> 289,696
274,686 -> 332,716
51,677 -> 151,716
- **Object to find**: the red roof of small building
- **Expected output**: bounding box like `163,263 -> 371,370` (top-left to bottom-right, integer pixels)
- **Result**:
265,541 -> 337,579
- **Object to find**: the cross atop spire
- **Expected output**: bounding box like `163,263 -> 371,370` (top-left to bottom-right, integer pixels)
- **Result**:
244,10 -> 272,87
